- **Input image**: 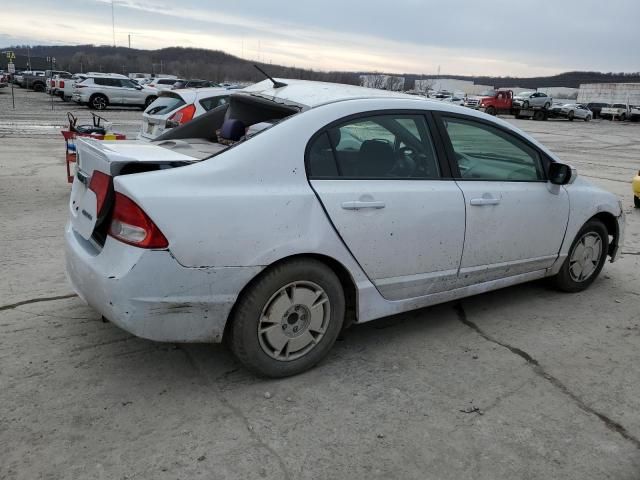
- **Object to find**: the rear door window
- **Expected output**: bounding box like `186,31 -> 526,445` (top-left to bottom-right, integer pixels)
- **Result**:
307,114 -> 440,179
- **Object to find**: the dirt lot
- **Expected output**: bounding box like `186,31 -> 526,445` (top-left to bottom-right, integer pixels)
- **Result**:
1,88 -> 639,480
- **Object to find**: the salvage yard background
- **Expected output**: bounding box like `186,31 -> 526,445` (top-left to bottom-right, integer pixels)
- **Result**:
1,88 -> 640,479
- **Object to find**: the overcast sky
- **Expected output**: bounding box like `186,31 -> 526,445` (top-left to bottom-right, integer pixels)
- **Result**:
2,0 -> 639,76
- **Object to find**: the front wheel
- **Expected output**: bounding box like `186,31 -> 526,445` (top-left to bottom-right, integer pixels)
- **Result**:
228,258 -> 345,377
634,196 -> 640,208
486,106 -> 496,116
551,220 -> 608,293
568,111 -> 575,121
585,115 -> 591,122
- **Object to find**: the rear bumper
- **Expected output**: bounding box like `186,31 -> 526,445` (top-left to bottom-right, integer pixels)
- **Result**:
64,223 -> 263,343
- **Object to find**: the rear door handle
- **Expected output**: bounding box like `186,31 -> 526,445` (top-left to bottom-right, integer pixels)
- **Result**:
470,196 -> 501,206
341,200 -> 386,210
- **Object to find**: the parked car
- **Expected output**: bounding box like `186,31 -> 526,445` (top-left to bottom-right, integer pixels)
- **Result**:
629,105 -> 640,122
560,104 -> 593,121
600,104 -> 629,120
72,74 -> 159,110
15,70 -> 44,87
171,79 -> 220,89
0,72 -> 8,88
65,79 -> 625,377
438,94 -> 465,106
147,78 -> 183,91
477,90 -> 514,115
57,74 -> 88,101
586,102 -> 609,119
138,88 -> 230,140
512,91 -> 552,109
48,72 -> 73,96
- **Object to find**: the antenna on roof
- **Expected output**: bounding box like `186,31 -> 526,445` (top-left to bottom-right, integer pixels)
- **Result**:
253,64 -> 287,88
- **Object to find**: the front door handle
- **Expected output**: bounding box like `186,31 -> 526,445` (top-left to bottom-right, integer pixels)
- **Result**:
341,200 -> 386,210
470,196 -> 501,206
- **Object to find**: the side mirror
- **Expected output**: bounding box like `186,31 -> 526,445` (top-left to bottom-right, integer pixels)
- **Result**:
549,162 -> 575,185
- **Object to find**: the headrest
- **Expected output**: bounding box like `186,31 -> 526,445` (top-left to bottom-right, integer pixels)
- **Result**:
220,119 -> 245,141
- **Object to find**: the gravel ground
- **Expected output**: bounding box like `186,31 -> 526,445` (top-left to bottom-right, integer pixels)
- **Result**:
1,87 -> 640,480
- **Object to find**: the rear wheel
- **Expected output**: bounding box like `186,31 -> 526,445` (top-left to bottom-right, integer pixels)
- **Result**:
228,258 -> 345,377
568,111 -> 575,121
634,196 -> 640,208
551,220 -> 608,293
89,94 -> 108,110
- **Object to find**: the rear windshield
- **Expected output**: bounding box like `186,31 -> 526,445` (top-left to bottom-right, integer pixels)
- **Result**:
612,104 -> 626,108
145,94 -> 186,115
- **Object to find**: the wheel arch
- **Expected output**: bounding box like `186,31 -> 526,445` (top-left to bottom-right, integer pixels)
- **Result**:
223,253 -> 358,341
89,92 -> 108,104
590,212 -> 619,257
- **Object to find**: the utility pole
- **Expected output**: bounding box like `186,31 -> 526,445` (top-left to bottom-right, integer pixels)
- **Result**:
128,34 -> 131,49
111,0 -> 116,47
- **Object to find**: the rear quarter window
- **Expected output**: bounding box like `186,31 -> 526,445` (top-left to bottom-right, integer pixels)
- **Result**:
145,95 -> 187,115
199,95 -> 229,111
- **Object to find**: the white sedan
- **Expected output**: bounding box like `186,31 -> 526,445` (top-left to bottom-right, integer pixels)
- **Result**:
65,79 -> 625,377
138,88 -> 231,141
561,104 -> 593,121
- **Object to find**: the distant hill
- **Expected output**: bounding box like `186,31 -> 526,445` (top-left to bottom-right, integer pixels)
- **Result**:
3,44 -> 640,88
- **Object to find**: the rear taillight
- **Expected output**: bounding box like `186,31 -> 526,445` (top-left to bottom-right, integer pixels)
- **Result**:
89,171 -> 112,216
168,104 -> 196,125
60,80 -> 65,88
108,192 -> 168,249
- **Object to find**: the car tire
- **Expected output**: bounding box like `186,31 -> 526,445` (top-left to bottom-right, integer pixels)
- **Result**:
568,111 -> 575,121
523,101 -> 529,109
89,94 -> 108,110
144,96 -> 156,108
585,115 -> 591,122
634,196 -> 640,208
551,220 -> 609,293
33,83 -> 45,92
228,258 -> 345,378
619,113 -> 626,121
486,106 -> 496,116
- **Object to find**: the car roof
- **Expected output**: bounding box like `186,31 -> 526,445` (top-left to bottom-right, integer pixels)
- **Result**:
236,78 -> 419,109
160,87 -> 229,103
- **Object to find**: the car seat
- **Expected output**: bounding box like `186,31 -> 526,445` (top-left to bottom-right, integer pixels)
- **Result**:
358,139 -> 395,177
216,118 -> 245,145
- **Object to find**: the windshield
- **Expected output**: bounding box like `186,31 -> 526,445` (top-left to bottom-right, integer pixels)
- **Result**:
517,92 -> 533,97
145,94 -> 187,115
479,91 -> 496,97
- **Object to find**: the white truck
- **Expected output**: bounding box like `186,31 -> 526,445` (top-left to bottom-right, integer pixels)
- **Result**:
600,103 -> 629,121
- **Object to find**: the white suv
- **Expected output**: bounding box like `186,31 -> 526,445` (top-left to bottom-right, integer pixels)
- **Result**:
72,74 -> 159,110
147,78 -> 183,91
